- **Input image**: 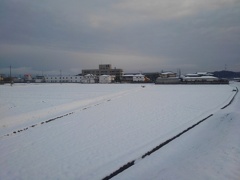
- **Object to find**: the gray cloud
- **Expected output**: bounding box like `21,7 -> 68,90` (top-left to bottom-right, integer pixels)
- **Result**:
0,0 -> 240,75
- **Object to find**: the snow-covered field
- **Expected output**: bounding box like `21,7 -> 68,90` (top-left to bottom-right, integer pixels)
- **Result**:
0,83 -> 239,180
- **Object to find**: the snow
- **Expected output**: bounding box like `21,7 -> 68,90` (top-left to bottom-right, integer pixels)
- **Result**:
0,83 -> 239,180
114,86 -> 240,180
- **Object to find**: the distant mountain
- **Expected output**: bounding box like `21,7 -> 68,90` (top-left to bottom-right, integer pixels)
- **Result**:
212,71 -> 240,79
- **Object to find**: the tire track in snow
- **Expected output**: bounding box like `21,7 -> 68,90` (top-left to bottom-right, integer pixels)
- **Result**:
102,86 -> 239,180
0,86 -> 145,139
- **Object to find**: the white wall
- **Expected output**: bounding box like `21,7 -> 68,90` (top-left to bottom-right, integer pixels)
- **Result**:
133,75 -> 145,82
45,76 -> 83,83
99,75 -> 111,83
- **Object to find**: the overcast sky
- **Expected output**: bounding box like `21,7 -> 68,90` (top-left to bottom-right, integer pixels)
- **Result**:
0,0 -> 240,75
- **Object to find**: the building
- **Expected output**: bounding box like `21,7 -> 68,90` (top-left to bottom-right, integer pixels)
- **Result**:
133,74 -> 145,82
0,74 -> 4,84
24,74 -> 33,83
182,76 -> 219,82
159,72 -> 177,78
81,74 -> 96,83
155,77 -> 180,84
45,74 -> 99,83
121,75 -> 134,83
196,72 -> 214,76
13,77 -> 24,83
233,78 -> 240,82
121,74 -> 146,83
82,64 -> 123,77
99,75 -> 112,84
143,72 -> 160,82
155,72 -> 180,84
181,72 -> 228,84
183,72 -> 218,82
35,76 -> 46,83
45,75 -> 83,83
185,73 -> 199,77
185,72 -> 213,77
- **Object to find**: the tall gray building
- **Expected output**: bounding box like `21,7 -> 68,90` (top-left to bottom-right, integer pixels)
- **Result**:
82,64 -> 123,76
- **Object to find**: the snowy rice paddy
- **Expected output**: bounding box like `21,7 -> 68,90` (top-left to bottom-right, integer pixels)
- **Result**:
0,83 -> 240,180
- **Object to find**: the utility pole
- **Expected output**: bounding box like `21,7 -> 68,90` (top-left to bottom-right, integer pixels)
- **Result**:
178,68 -> 181,78
60,70 -> 62,84
10,65 -> 13,86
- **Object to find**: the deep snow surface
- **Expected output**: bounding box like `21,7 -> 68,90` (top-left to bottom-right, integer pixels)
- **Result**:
0,83 -> 239,180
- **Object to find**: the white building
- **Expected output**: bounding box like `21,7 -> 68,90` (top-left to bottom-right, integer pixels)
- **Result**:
35,76 -> 45,83
121,75 -> 133,82
183,72 -> 219,82
185,73 -> 199,77
81,74 -> 96,83
24,74 -> 33,82
197,72 -> 214,76
160,72 -> 177,78
45,75 -> 83,83
121,74 -> 145,83
183,76 -> 219,82
133,74 -> 145,82
99,75 -> 112,84
185,72 -> 214,77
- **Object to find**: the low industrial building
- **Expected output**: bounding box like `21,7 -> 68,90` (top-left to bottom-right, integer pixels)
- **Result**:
181,72 -> 229,84
35,76 -> 46,83
182,76 -> 219,82
45,74 -> 98,83
155,72 -> 180,84
155,77 -> 180,84
154,71 -> 226,84
182,72 -> 221,83
121,75 -> 133,83
121,74 -> 146,83
133,74 -> 145,82
160,72 -> 177,78
45,75 -> 83,83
